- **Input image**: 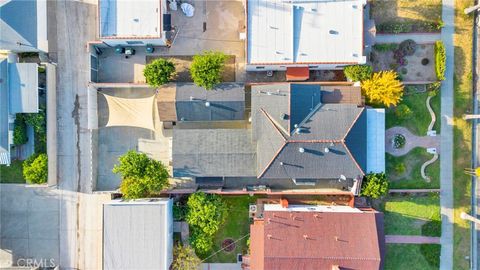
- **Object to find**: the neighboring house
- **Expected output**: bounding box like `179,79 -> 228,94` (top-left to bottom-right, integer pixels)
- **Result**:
0,0 -> 48,52
246,0 -> 368,72
103,198 -> 173,270
157,83 -> 245,125
0,56 -> 39,165
172,83 -> 385,195
245,201 -> 385,270
98,0 -> 170,46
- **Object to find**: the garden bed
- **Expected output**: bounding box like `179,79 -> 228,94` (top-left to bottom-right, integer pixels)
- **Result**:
386,147 -> 440,189
146,55 -> 236,83
371,43 -> 437,82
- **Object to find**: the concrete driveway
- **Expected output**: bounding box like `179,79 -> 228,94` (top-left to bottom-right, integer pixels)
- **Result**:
0,185 -> 60,267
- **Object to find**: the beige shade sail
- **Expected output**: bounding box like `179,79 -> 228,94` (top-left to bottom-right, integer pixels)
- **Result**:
102,93 -> 156,131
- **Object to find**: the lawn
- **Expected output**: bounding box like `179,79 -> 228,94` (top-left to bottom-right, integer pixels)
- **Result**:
386,90 -> 441,136
203,195 -> 257,263
453,0 -> 474,268
381,194 -> 440,236
385,244 -> 440,270
371,0 -> 442,25
0,160 -> 25,183
386,147 -> 440,189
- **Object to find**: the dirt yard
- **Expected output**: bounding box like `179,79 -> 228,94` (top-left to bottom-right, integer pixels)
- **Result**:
371,0 -> 442,24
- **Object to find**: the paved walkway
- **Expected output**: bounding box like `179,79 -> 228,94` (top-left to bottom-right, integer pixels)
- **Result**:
202,263 -> 242,270
386,235 -> 441,244
385,127 -> 440,156
439,0 -> 455,268
375,33 -> 441,44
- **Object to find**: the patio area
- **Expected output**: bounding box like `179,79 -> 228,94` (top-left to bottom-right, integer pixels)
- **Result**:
94,87 -> 172,191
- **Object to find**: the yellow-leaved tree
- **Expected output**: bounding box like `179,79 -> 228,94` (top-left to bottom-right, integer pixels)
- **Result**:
361,71 -> 404,107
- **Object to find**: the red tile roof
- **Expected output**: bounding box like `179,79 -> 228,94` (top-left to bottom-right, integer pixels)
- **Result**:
249,209 -> 385,270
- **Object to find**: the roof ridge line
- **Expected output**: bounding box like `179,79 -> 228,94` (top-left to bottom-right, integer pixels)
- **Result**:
263,256 -> 381,261
342,106 -> 365,140
287,140 -> 343,143
260,108 -> 288,140
292,101 -> 324,135
341,140 -> 365,176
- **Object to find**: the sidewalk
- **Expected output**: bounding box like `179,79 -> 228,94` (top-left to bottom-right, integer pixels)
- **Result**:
439,0 -> 455,268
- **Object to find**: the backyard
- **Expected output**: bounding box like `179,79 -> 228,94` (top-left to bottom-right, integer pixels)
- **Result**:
203,195 -> 257,263
0,160 -> 25,183
371,0 -> 442,33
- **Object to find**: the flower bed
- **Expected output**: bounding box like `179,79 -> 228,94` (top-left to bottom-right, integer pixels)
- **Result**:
434,41 -> 446,80
393,134 -> 406,149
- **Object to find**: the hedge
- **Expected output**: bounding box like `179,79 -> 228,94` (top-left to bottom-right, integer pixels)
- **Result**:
13,115 -> 28,145
434,41 -> 446,81
343,65 -> 373,82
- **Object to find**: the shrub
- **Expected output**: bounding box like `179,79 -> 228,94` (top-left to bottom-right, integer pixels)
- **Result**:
395,104 -> 413,119
373,43 -> 398,52
434,41 -> 446,80
23,154 -> 48,184
13,115 -> 28,145
393,134 -> 406,149
190,51 -> 226,90
400,67 -> 408,75
361,71 -> 404,107
343,65 -> 373,82
173,203 -> 187,221
172,244 -> 201,270
399,39 -> 416,56
186,192 -> 227,254
394,163 -> 406,174
113,150 -> 169,199
422,58 -> 430,65
143,58 -> 175,87
361,173 -> 389,199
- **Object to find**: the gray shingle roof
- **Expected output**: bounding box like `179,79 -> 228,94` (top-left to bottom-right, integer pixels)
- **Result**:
252,83 -> 367,180
175,83 -> 245,121
173,128 -> 256,177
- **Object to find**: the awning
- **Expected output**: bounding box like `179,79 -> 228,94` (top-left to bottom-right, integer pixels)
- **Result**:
286,67 -> 309,81
101,93 -> 156,131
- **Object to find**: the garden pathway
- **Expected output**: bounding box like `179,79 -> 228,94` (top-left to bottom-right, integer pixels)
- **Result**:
385,127 -> 440,156
385,235 -> 441,244
375,33 -> 441,44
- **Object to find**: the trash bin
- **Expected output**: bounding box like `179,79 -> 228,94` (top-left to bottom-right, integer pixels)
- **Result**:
115,46 -> 124,54
146,44 -> 154,53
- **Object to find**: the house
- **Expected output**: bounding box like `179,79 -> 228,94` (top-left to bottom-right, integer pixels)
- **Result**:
246,0 -> 368,72
103,198 -> 173,270
98,0 -> 170,46
0,0 -> 49,52
0,56 -> 39,165
157,83 -> 246,125
246,202 -> 385,270
172,83 -> 385,194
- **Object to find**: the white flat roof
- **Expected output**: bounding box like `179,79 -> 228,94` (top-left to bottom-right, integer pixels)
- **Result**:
9,63 -> 38,114
247,0 -> 366,65
264,204 -> 362,213
99,0 -> 161,38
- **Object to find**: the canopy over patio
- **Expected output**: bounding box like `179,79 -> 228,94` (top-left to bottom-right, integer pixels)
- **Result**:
101,93 -> 156,131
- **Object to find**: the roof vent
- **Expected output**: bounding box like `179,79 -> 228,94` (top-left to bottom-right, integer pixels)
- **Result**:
324,147 -> 329,153
303,234 -> 309,240
280,162 -> 284,166
205,101 -> 210,107
299,147 -> 305,153
281,113 -> 289,120
267,234 -> 273,239
189,96 -> 194,101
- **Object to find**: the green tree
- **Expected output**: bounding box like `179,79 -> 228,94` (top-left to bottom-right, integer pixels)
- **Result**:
13,115 -> 28,145
190,51 -> 226,90
343,65 -> 373,82
171,244 -> 201,270
113,150 -> 169,199
186,192 -> 227,254
361,173 -> 389,199
143,58 -> 176,87
361,71 -> 404,107
23,154 -> 48,184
